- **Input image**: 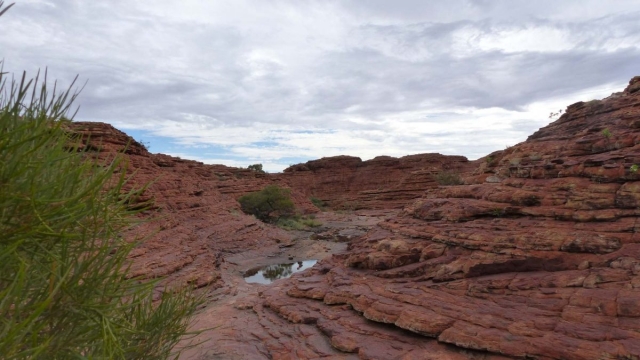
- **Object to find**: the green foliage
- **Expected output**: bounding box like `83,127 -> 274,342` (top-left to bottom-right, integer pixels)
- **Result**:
602,128 -> 612,139
485,156 -> 495,164
433,171 -> 464,186
247,163 -> 265,173
630,164 -> 639,173
0,61 -> 201,358
238,185 -> 295,222
301,217 -> 322,228
310,197 -> 325,209
276,216 -> 322,231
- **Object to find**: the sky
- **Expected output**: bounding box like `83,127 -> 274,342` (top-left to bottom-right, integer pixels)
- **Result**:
1,0 -> 639,172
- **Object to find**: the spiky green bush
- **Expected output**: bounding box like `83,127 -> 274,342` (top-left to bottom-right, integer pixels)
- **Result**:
0,5 -> 202,356
0,71 -> 202,360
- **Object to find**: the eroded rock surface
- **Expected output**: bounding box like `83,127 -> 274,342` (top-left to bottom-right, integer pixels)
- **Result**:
237,77 -> 640,359
69,122 -> 295,290
72,76 -> 640,359
68,122 -> 469,290
281,154 -> 473,210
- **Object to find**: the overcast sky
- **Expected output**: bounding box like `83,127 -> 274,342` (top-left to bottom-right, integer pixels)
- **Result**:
2,0 -> 639,172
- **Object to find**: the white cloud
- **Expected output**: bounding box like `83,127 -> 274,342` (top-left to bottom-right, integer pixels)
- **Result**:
1,1 -> 639,172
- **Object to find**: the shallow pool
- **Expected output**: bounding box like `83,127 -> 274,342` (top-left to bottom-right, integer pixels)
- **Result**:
244,260 -> 318,284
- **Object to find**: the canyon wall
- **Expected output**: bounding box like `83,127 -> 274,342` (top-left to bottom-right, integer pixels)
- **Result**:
70,76 -> 640,359
256,77 -> 640,359
69,122 -> 465,289
279,153 -> 472,210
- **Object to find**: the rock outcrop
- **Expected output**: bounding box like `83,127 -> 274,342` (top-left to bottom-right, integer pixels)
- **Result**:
249,77 -> 640,359
280,154 -> 472,210
68,122 -> 467,290
70,76 -> 640,359
68,122 -> 294,290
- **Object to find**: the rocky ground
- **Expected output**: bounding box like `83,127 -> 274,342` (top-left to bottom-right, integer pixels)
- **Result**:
238,77 -> 640,359
71,76 -> 640,359
179,211 -> 397,360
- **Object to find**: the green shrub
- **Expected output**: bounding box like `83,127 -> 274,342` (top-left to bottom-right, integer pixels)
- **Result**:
276,218 -> 306,231
602,128 -> 612,139
0,49 -> 201,358
247,163 -> 265,173
433,171 -> 464,186
310,197 -> 325,209
300,217 -> 322,228
276,216 -> 322,231
238,185 -> 295,222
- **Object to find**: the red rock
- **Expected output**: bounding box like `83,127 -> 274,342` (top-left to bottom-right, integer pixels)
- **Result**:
70,76 -> 640,359
246,77 -> 640,360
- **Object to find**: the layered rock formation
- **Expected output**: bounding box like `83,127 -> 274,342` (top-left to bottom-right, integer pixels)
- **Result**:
71,76 -> 640,359
252,77 -> 640,359
69,122 -> 293,289
68,122 -> 466,290
280,154 -> 473,210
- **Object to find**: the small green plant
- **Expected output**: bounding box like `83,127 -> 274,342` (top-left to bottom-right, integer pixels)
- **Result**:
509,157 -> 521,166
247,163 -> 265,173
300,217 -> 322,228
630,164 -> 639,173
310,197 -> 326,209
602,128 -> 612,139
276,216 -> 322,230
486,156 -> 494,164
433,171 -> 464,186
238,185 -> 295,222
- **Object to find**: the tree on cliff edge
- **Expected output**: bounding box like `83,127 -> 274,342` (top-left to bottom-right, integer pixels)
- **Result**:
0,2 -> 201,358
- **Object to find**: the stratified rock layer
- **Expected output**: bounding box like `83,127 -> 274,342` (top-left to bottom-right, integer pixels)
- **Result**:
68,122 -> 467,290
281,154 -> 472,210
251,77 -> 640,359
69,122 -> 293,290
72,76 -> 640,359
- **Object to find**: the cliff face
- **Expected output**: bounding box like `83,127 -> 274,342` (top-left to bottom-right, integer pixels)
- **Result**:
280,153 -> 472,209
256,77 -> 640,359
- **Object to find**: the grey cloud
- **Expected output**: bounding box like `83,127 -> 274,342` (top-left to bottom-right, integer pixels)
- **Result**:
2,1 -> 639,171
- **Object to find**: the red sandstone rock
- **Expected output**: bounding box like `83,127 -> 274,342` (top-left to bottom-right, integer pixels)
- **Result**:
280,154 -> 473,210
250,77 -> 640,360
71,76 -> 640,359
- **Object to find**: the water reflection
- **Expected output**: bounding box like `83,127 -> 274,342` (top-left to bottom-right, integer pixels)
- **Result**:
244,260 -> 317,284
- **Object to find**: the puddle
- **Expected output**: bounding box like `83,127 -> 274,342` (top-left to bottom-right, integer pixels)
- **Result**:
244,260 -> 318,284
